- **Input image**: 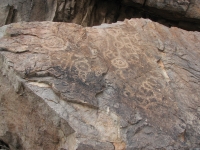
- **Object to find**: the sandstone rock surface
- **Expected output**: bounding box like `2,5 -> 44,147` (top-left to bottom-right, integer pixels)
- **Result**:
0,0 -> 200,31
0,18 -> 200,149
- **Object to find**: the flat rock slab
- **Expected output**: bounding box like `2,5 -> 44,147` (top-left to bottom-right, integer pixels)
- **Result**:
0,19 -> 200,149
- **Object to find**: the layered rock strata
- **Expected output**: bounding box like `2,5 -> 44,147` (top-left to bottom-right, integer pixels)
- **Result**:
0,0 -> 200,31
0,18 -> 200,149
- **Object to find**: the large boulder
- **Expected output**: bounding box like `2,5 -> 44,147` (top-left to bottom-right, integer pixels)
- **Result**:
0,18 -> 200,149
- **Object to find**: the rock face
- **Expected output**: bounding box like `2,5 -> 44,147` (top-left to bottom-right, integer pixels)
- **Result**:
0,19 -> 200,149
0,0 -> 200,31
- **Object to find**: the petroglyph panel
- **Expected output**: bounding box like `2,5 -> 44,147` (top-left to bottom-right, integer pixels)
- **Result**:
0,19 -> 200,150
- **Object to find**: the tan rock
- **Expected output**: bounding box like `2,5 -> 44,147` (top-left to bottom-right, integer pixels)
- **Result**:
113,142 -> 126,150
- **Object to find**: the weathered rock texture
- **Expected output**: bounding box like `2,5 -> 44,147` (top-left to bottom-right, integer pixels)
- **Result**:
0,18 -> 200,149
0,0 -> 200,31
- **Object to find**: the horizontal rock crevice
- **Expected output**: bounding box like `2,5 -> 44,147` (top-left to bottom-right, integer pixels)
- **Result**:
0,0 -> 200,31
53,0 -> 200,31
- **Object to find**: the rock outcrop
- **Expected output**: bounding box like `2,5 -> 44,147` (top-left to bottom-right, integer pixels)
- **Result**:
0,18 -> 200,149
0,0 -> 200,31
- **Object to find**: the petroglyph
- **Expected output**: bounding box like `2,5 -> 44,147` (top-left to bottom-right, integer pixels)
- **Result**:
78,71 -> 88,82
50,52 -> 73,69
42,36 -> 68,51
115,69 -> 126,80
90,48 -> 99,56
103,50 -> 118,59
127,20 -> 138,28
102,28 -> 141,70
74,59 -> 91,81
121,37 -> 133,48
134,76 -> 163,107
113,41 -> 124,49
74,60 -> 91,72
111,58 -> 128,69
105,28 -> 121,37
95,68 -> 105,77
128,33 -> 140,43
